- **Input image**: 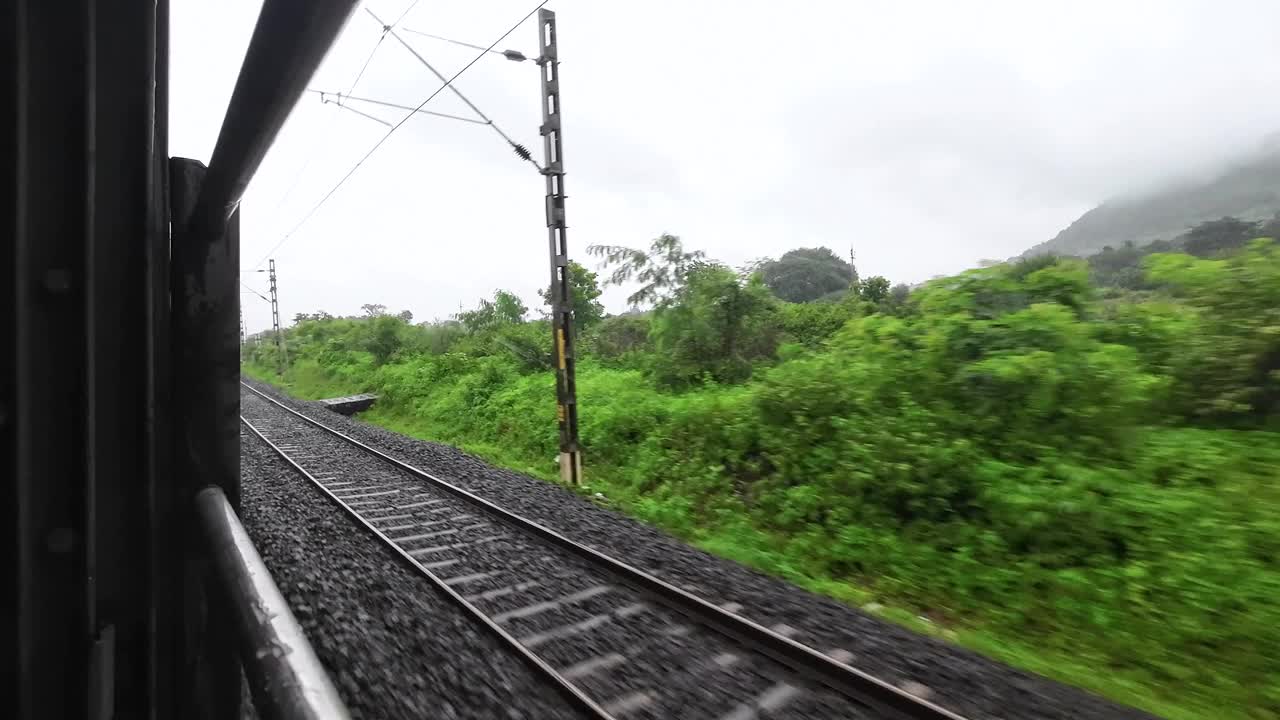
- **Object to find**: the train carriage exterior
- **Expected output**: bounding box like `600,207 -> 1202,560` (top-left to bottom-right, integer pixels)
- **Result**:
5,2 -> 359,718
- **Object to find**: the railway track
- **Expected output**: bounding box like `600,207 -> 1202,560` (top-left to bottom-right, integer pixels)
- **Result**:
240,383 -> 970,720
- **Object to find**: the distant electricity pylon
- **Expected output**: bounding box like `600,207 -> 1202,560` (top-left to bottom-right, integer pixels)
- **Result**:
268,259 -> 287,373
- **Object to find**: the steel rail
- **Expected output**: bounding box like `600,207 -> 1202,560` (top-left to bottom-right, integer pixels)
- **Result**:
241,382 -> 970,720
239,413 -> 616,720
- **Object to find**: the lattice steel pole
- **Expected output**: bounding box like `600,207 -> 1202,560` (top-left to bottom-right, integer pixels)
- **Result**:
268,259 -> 287,372
538,8 -> 581,485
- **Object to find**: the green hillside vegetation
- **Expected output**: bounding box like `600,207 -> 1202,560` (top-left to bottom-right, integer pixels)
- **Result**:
1023,143 -> 1280,258
1089,214 -> 1280,290
245,234 -> 1280,720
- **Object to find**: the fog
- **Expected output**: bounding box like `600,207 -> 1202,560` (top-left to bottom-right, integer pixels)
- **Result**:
169,0 -> 1280,332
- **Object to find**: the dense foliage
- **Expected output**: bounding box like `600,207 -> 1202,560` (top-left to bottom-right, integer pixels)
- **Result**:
756,246 -> 857,302
245,235 -> 1280,720
538,262 -> 606,333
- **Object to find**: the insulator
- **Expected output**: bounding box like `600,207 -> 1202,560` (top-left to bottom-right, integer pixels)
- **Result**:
512,143 -> 533,161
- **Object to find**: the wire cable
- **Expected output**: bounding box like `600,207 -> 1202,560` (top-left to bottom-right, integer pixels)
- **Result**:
307,89 -> 487,125
321,96 -> 393,126
369,8 -> 542,171
390,0 -> 421,28
241,280 -> 272,304
400,27 -> 525,59
344,34 -> 386,94
263,37 -> 386,224
253,0 -> 549,267
260,0 -> 417,234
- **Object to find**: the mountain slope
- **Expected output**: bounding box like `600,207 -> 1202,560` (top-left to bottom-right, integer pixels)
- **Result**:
1024,141 -> 1280,258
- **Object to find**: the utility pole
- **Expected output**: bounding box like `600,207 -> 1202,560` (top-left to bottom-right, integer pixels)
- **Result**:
538,8 -> 581,486
268,259 -> 287,373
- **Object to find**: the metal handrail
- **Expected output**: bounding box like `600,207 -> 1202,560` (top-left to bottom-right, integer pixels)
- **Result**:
179,4 -> 361,717
191,0 -> 360,239
195,486 -> 351,720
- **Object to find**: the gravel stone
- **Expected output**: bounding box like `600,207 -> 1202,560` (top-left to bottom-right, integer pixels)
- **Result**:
242,389 -> 853,719
241,378 -> 1162,720
239,424 -> 586,720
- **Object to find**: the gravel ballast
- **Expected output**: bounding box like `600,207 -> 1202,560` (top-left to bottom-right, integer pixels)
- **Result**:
240,424 -> 587,720
242,389 -> 856,719
241,378 -> 1161,720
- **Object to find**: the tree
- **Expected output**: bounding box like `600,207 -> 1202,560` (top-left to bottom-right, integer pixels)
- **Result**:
1145,239 -> 1280,420
365,315 -> 404,364
361,303 -> 387,318
1182,217 -> 1256,257
858,276 -> 891,303
539,261 -> 605,332
293,310 -> 333,324
1089,241 -> 1153,289
396,310 -> 413,323
758,247 -> 856,302
584,313 -> 651,364
587,233 -> 707,308
456,290 -> 528,332
1256,212 -> 1280,241
650,264 -> 778,386
406,320 -> 465,355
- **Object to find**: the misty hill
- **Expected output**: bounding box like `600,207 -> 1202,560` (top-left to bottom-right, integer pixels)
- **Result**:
1024,138 -> 1280,258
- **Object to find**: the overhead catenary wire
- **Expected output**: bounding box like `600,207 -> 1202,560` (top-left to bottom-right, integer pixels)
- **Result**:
342,36 -> 385,93
241,280 -> 272,304
337,0 -> 420,103
266,36 -> 384,216
263,37 -> 385,223
389,0 -> 421,30
366,7 -> 542,171
306,89 -> 487,125
347,0 -> 424,91
260,0 -> 419,239
400,27 -> 493,54
253,0 -> 549,267
400,26 -> 529,61
321,96 -> 393,127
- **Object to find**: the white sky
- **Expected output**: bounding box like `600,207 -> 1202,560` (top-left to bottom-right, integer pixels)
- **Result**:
170,1 -> 1280,333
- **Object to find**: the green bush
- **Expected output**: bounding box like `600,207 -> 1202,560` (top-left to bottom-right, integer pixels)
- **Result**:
649,265 -> 779,387
775,299 -> 860,347
582,313 -> 652,367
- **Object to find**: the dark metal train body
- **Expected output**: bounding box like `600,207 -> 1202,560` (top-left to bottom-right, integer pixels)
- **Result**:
5,2 -> 359,718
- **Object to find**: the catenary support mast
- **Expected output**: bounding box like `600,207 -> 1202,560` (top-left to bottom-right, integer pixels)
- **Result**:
538,8 -> 581,485
268,259 -> 287,372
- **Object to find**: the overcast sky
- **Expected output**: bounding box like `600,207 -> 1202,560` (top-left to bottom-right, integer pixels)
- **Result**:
171,0 -> 1280,333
